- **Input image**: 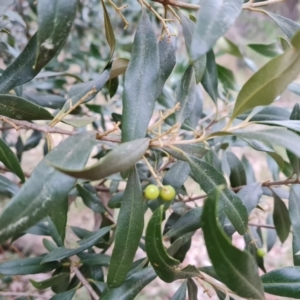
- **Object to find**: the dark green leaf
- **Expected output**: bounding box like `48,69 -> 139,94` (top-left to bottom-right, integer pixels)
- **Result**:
226,152 -> 246,188
24,91 -> 66,109
187,278 -> 197,300
273,192 -> 291,244
157,36 -> 176,96
201,50 -> 218,104
171,280 -> 187,300
289,185 -> 300,265
231,31 -> 300,120
0,94 -> 53,120
261,266 -> 300,298
121,10 -> 159,142
145,205 -> 200,282
76,184 -> 107,214
107,167 -> 144,287
54,69 -> 110,121
102,267 -> 156,300
41,226 -> 111,263
52,138 -> 150,181
217,64 -> 238,91
0,132 -> 95,244
164,144 -> 209,161
287,103 -> 300,176
79,252 -> 110,266
163,160 -> 190,191
165,207 -> 202,239
0,34 -> 38,93
180,12 -> 206,83
266,214 -> 277,252
248,41 -> 282,57
191,0 -> 243,60
202,189 -> 265,299
35,0 -> 78,70
0,174 -> 19,197
50,288 -> 76,300
237,182 -> 262,214
175,65 -> 197,125
30,273 -> 69,290
0,256 -> 59,275
186,156 -> 248,235
0,137 -> 24,182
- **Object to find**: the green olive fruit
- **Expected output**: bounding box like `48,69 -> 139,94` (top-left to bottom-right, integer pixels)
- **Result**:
144,184 -> 160,200
160,185 -> 176,201
256,248 -> 266,257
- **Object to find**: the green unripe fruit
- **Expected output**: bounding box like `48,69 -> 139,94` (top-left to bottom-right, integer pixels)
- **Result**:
160,185 -> 176,201
256,248 -> 266,257
144,184 -> 160,200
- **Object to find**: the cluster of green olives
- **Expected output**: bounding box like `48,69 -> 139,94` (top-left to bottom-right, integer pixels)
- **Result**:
144,184 -> 176,201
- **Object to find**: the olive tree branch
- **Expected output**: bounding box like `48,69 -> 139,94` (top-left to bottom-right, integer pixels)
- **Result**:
185,178 -> 298,202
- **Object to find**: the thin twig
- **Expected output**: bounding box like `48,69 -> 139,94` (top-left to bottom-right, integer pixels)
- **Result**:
248,223 -> 276,229
185,178 -> 298,203
71,265 -> 98,300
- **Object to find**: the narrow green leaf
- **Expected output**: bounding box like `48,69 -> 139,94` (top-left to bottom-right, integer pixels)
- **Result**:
0,174 -> 19,197
202,189 -> 265,300
287,104 -> 300,176
217,37 -> 243,58
157,36 -> 176,96
101,0 -> 115,56
273,192 -> 291,244
211,128 -> 300,159
0,138 -> 24,182
0,132 -> 96,243
102,267 -> 156,300
52,138 -> 150,181
50,288 -> 76,300
187,278 -> 197,300
191,0 -> 243,60
0,33 -> 38,93
248,41 -> 282,57
55,69 -> 110,121
171,280 -> 187,300
165,207 -> 202,239
262,11 -> 300,40
107,167 -> 144,287
35,0 -> 78,70
0,256 -> 59,275
289,185 -> 300,266
180,12 -> 206,83
24,91 -> 66,109
164,144 -> 209,161
201,50 -> 218,104
30,273 -> 69,290
163,160 -> 190,191
175,65 -> 197,125
217,65 -> 238,91
231,30 -> 300,120
76,184 -> 107,214
226,152 -> 246,188
238,106 -> 290,122
146,206 -> 200,282
79,252 -> 110,266
261,266 -> 300,298
41,226 -> 111,263
186,156 -> 248,235
0,94 -> 53,120
237,182 -> 262,214
122,10 -> 159,142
